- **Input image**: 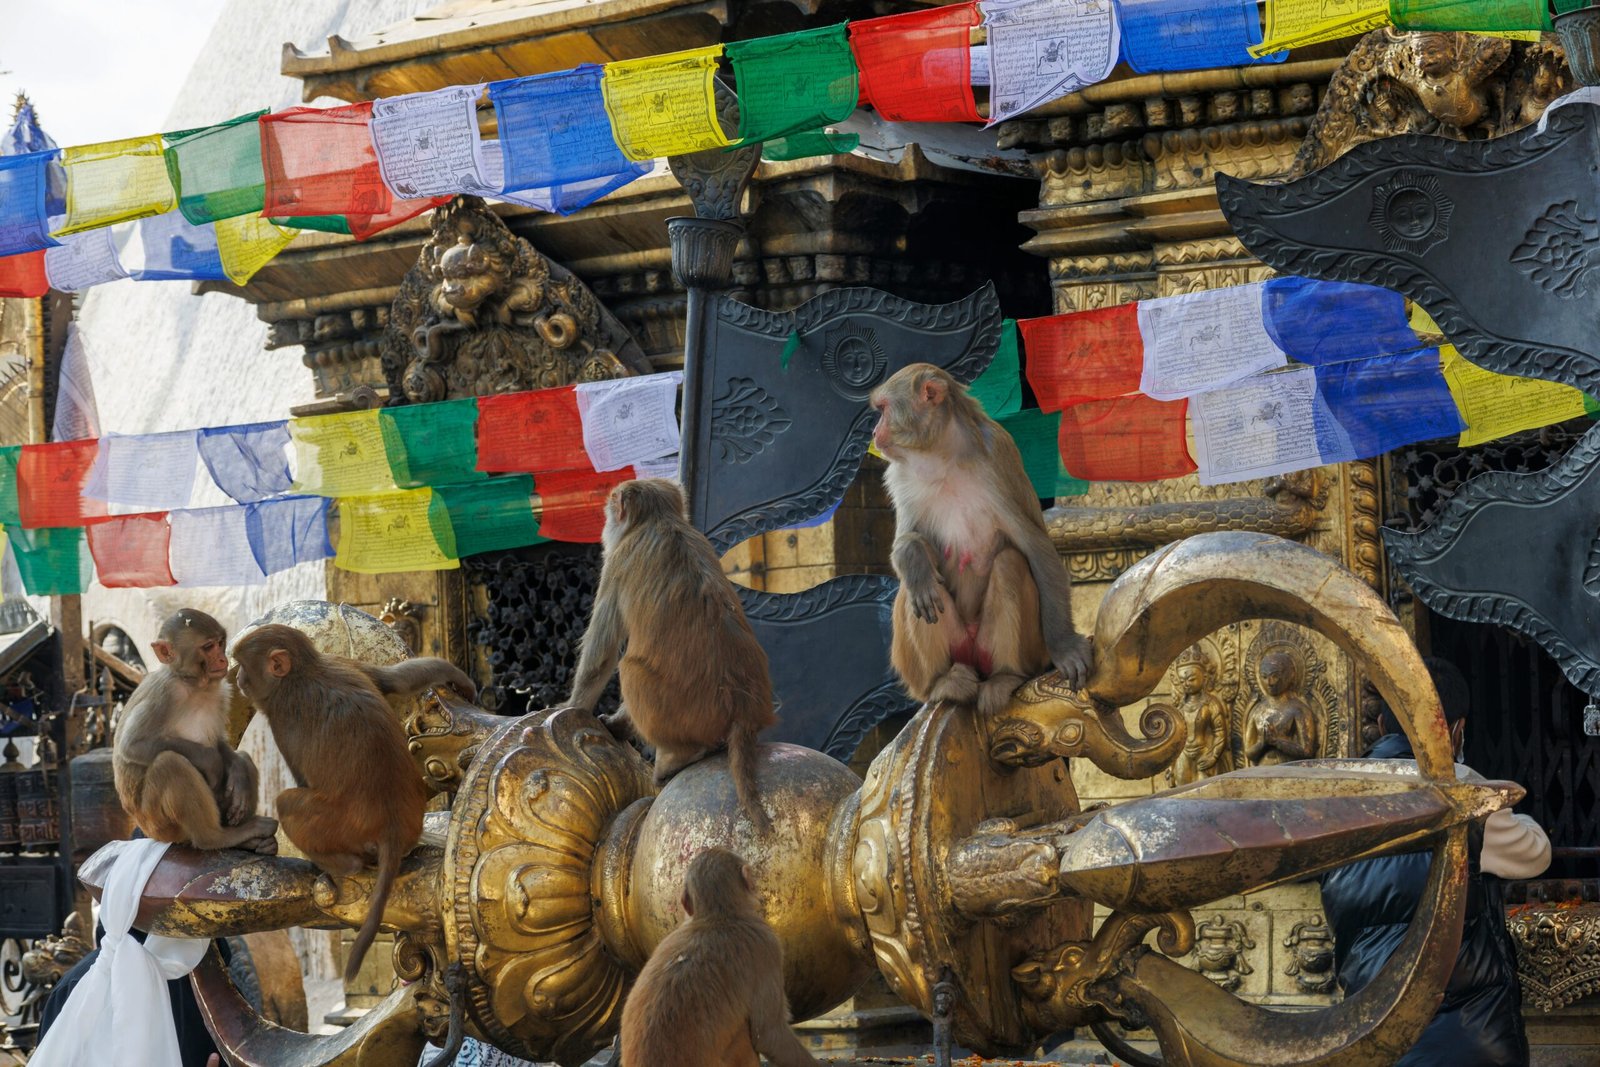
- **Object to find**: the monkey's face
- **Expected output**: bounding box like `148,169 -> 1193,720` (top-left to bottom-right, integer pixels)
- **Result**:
869,364 -> 950,459
232,640 -> 293,705
157,627 -> 230,687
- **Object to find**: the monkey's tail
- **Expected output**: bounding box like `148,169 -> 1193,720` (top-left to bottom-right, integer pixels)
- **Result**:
728,720 -> 770,834
345,835 -> 400,984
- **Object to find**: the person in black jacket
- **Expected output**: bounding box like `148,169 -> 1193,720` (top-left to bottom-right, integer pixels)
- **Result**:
1317,657 -> 1550,1067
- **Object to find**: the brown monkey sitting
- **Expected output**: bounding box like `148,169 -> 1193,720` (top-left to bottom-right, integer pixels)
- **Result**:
870,363 -> 1093,714
620,848 -> 819,1067
230,624 -> 476,981
567,478 -> 775,831
113,609 -> 278,854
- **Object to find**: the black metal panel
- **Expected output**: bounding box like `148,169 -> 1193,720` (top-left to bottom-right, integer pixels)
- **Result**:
1217,102 -> 1600,394
0,863 -> 59,939
737,575 -> 915,761
689,284 -> 1002,554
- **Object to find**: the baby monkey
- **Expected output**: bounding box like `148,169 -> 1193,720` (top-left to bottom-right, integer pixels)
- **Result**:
113,609 -> 277,854
231,624 -> 475,981
567,478 -> 776,831
620,848 -> 819,1067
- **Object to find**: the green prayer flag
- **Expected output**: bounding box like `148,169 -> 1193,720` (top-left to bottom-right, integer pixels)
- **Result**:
763,131 -> 860,161
269,214 -> 353,235
428,476 -> 545,558
380,397 -> 487,489
968,319 -> 1023,419
1000,408 -> 1090,500
726,26 -> 860,149
163,111 -> 270,225
781,330 -> 801,370
7,526 -> 90,595
1556,0 -> 1588,13
1389,0 -> 1550,31
1585,393 -> 1600,418
0,447 -> 20,526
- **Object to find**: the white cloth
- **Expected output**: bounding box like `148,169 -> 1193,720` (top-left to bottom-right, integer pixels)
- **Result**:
1480,809 -> 1551,880
29,840 -> 208,1067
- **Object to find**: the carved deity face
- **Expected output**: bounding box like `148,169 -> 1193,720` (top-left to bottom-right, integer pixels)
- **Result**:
1175,662 -> 1207,696
439,238 -> 501,311
1258,651 -> 1298,697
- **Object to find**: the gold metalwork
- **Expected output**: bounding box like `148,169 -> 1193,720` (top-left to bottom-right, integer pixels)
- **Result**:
1506,902 -> 1600,1013
1190,915 -> 1256,991
1283,919 -> 1338,996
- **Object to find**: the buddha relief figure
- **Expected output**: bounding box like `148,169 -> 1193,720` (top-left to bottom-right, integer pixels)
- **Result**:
1166,646 -> 1232,786
1243,650 -> 1320,766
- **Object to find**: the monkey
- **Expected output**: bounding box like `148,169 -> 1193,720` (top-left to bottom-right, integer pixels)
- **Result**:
229,623 -> 476,982
112,608 -> 278,854
567,478 -> 775,832
620,848 -> 820,1067
869,363 -> 1094,715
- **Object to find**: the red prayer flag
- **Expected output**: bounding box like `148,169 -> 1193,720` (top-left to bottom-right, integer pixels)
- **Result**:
0,251 -> 49,298
260,103 -> 393,219
348,195 -> 451,241
849,3 -> 982,123
1020,304 -> 1143,413
476,387 -> 590,473
86,512 -> 176,588
1057,395 -> 1195,482
18,440 -> 106,528
536,467 -> 634,543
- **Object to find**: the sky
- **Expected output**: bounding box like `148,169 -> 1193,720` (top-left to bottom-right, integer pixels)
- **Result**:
1,0 -> 229,147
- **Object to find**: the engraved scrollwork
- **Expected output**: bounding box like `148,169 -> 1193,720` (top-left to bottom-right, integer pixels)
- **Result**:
710,377 -> 792,463
1511,199 -> 1600,298
990,672 -> 1186,780
1506,903 -> 1600,1012
1012,911 -> 1196,1032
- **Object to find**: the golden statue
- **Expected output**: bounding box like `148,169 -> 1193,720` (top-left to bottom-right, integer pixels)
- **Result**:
1243,649 -> 1321,767
81,532 -> 1517,1067
1166,645 -> 1233,786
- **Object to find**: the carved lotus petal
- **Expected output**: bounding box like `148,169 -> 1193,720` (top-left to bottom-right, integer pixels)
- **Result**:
1511,200 -> 1600,299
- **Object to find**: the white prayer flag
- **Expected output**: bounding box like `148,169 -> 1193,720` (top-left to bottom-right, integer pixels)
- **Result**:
84,431 -> 200,508
371,85 -> 491,200
1137,281 -> 1287,401
52,323 -> 101,442
981,0 -> 1119,126
169,506 -> 267,587
43,224 -> 128,292
632,454 -> 681,482
575,371 -> 683,472
1190,365 -> 1323,485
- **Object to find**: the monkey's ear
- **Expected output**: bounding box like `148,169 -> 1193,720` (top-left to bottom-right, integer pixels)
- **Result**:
919,375 -> 948,407
151,640 -> 175,666
266,649 -> 293,678
681,889 -> 694,917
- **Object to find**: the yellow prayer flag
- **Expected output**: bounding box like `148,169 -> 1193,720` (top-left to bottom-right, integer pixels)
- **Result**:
54,136 -> 176,236
1440,346 -> 1588,448
334,489 -> 459,574
602,46 -> 731,162
290,409 -> 398,497
216,216 -> 299,285
1250,0 -> 1389,57
1408,301 -> 1444,340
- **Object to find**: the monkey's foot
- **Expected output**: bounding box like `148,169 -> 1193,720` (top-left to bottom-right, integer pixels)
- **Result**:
929,664 -> 980,705
652,746 -> 714,785
978,672 -> 1027,717
245,833 -> 279,856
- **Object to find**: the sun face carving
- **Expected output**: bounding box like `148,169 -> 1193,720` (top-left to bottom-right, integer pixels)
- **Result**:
1368,171 -> 1455,256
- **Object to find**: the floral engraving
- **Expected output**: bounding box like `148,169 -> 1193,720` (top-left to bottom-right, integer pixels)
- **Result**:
1510,200 -> 1600,299
711,377 -> 793,463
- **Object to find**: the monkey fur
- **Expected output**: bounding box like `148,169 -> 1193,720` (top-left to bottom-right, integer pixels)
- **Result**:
567,478 -> 776,832
230,623 -> 476,981
870,363 -> 1094,714
620,848 -> 819,1067
113,609 -> 278,854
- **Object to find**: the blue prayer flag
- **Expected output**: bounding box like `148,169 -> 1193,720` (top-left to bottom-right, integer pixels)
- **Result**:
1261,277 -> 1416,365
131,211 -> 226,281
1115,0 -> 1285,74
198,421 -> 294,503
1313,348 -> 1465,462
3,102 -> 65,217
245,495 -> 333,575
483,141 -> 647,215
487,67 -> 651,196
0,150 -> 61,257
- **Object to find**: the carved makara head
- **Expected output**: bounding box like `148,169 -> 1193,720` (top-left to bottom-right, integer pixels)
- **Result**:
438,235 -> 505,314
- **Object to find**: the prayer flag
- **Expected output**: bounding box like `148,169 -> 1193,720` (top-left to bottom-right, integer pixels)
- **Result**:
84,431 -> 198,509
53,325 -> 101,442
168,505 -> 266,587
6,526 -> 89,595
1441,346 -> 1588,448
162,111 -> 269,225
968,319 -> 1023,419
379,397 -> 485,489
245,495 -> 332,575
980,0 -> 1119,124
601,47 -> 731,161
55,136 -> 175,236
43,226 -> 128,291
849,4 -> 984,123
535,467 -> 634,543
334,489 -> 459,573
1116,0 -> 1285,74
476,387 -> 589,473
1251,0 -> 1389,57
478,139 -> 646,215
0,149 -> 60,256
85,512 -> 176,588
1312,347 -> 1464,462
215,214 -> 298,285
998,408 -> 1090,498
573,372 -> 682,472
487,67 -> 652,204
17,440 -> 104,528
347,195 -> 450,242
725,27 -> 860,148
0,448 -> 20,525
0,252 -> 48,298
198,421 -> 293,503
1057,394 -> 1195,481
1137,282 -> 1286,400
430,476 -> 543,557
1260,276 -> 1416,364
371,86 -> 489,200
1189,365 -> 1323,484
759,130 -> 859,161
1020,303 -> 1142,412
270,213 -> 351,234
260,103 -> 391,219
129,211 -> 225,281
290,409 -> 397,496
1389,0 -> 1550,31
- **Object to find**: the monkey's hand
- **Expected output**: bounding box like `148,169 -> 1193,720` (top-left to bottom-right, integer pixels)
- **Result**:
221,756 -> 255,826
1050,632 -> 1093,690
892,535 -> 946,624
906,573 -> 948,625
601,706 -> 637,743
